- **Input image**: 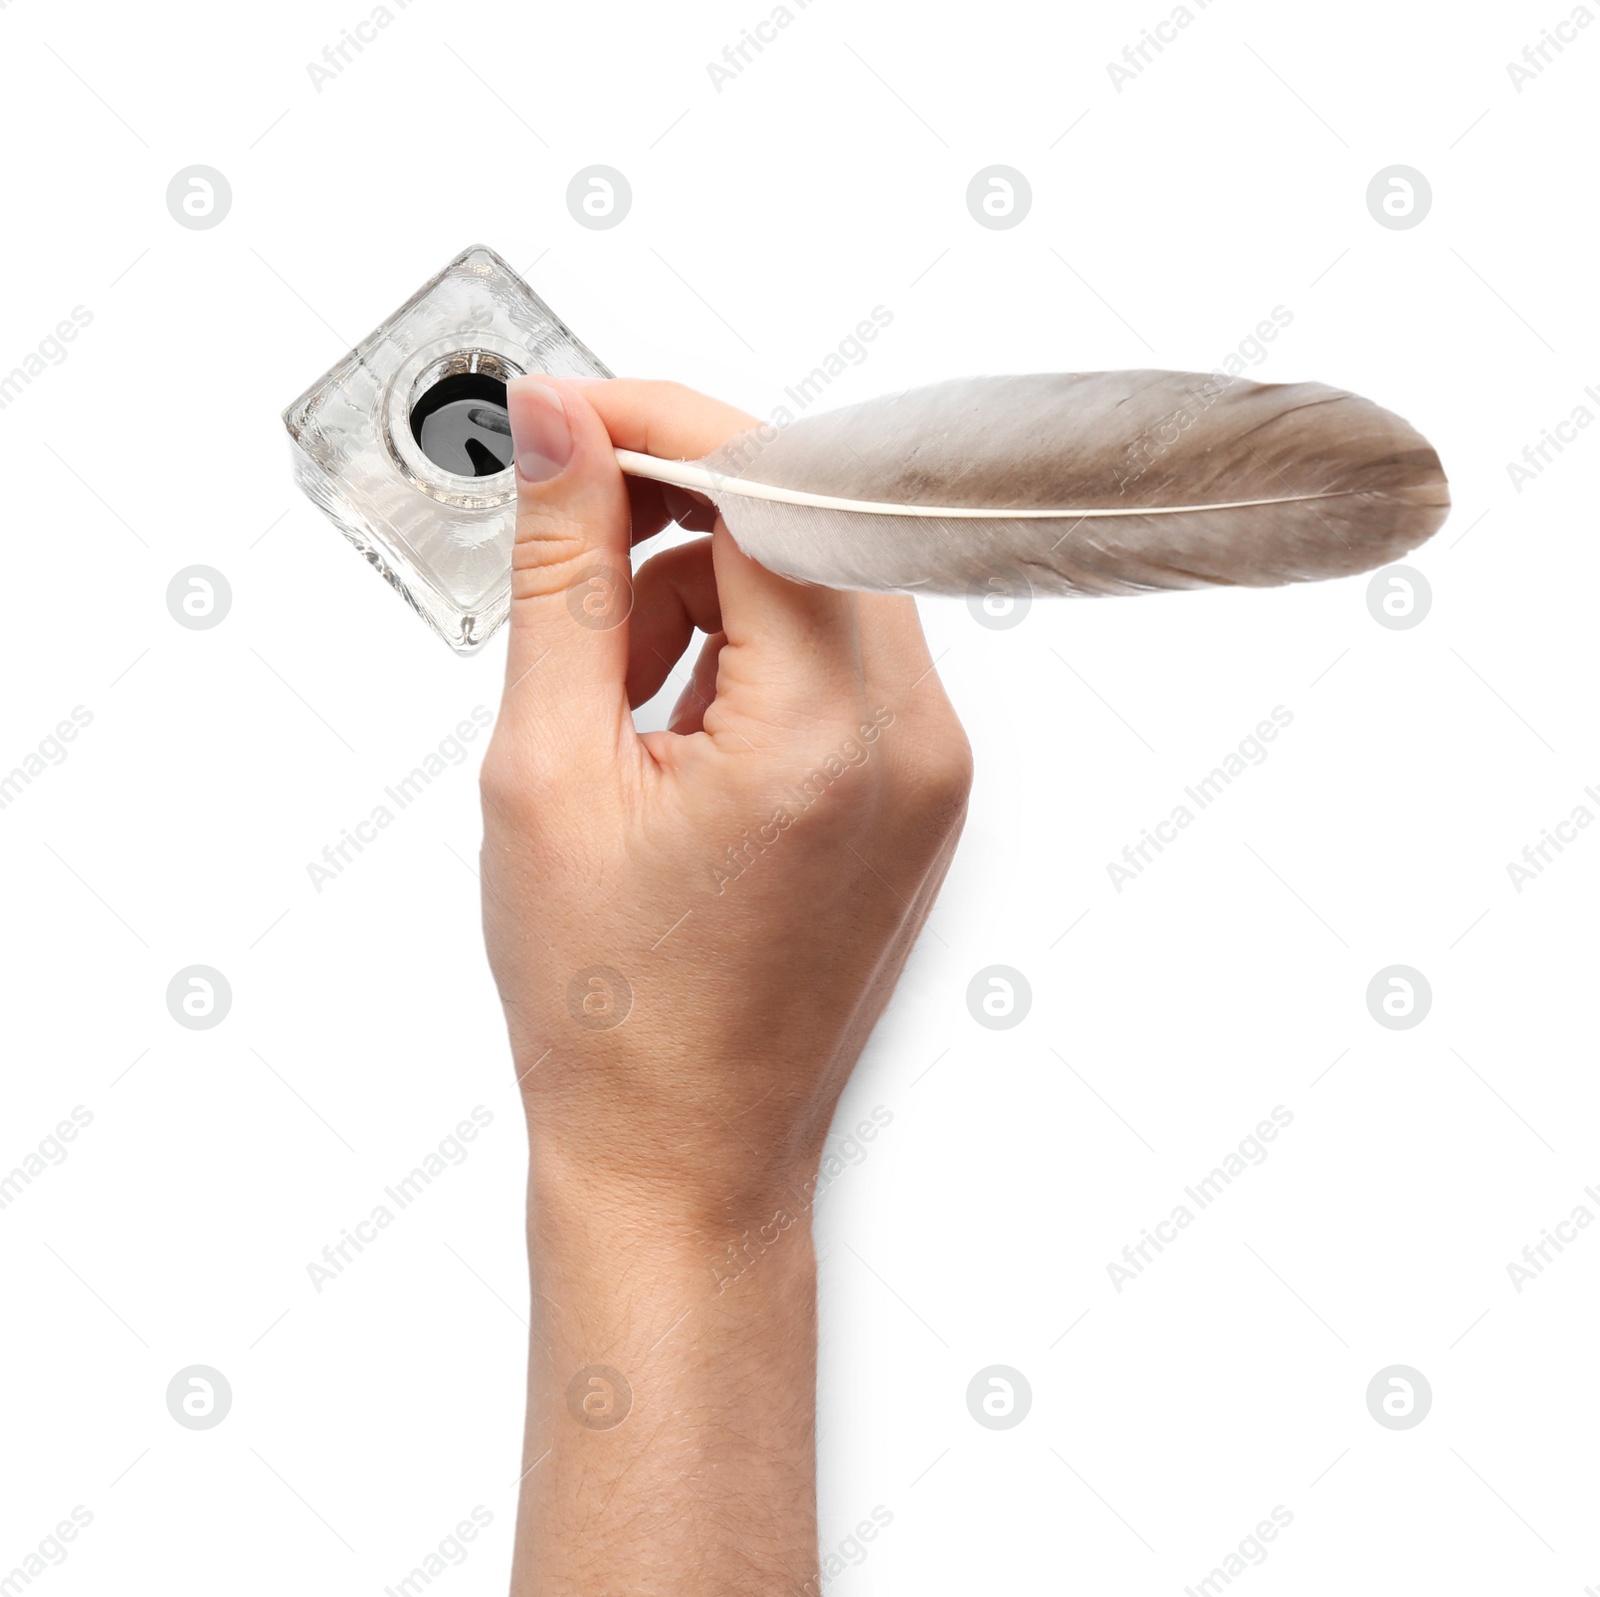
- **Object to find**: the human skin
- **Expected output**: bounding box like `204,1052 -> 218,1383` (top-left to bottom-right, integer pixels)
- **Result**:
479,377 -> 972,1594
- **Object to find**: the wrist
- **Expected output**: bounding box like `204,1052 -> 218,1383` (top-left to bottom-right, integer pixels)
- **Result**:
526,1131 -> 821,1299
520,1058 -> 836,1231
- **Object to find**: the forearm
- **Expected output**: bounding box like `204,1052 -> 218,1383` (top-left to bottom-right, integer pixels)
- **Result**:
510,1137 -> 822,1596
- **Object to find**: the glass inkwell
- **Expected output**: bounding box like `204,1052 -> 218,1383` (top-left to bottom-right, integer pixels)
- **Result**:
282,245 -> 610,653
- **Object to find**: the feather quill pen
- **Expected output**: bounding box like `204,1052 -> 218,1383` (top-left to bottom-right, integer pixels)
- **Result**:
615,372 -> 1449,594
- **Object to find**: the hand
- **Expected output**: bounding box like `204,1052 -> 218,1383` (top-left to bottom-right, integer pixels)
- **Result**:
478,376 -> 970,1594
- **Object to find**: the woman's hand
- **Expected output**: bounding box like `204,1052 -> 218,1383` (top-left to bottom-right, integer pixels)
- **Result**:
478,376 -> 970,1595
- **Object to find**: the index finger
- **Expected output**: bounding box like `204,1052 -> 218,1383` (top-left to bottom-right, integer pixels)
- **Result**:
583,379 -> 760,463
585,380 -> 865,730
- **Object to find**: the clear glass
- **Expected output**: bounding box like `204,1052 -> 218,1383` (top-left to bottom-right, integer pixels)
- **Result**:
282,244 -> 611,653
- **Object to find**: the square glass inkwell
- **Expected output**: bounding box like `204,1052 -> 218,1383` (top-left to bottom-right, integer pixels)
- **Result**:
283,245 -> 611,653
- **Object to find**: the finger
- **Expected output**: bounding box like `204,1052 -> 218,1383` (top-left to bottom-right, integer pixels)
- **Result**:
625,474 -> 676,548
663,485 -> 719,533
668,631 -> 725,737
853,593 -> 961,791
627,538 -> 722,709
584,380 -> 864,720
501,376 -> 633,756
624,479 -> 718,555
582,378 -> 759,461
855,594 -> 937,707
586,379 -> 746,538
707,523 -> 864,724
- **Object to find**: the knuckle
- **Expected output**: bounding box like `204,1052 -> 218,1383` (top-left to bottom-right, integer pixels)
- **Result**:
479,737 -> 557,827
477,745 -> 522,819
510,512 -> 590,575
654,379 -> 701,408
897,718 -> 975,823
732,721 -> 881,834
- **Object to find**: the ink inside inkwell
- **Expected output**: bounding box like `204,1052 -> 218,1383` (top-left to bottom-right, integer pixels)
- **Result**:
409,362 -> 514,478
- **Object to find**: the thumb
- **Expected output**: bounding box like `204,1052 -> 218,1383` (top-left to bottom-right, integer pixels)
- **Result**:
500,376 -> 633,755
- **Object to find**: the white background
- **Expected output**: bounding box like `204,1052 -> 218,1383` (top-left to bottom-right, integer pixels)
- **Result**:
2,0 -> 1597,1592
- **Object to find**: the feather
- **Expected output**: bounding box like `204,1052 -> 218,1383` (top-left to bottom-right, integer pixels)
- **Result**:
614,372 -> 1449,595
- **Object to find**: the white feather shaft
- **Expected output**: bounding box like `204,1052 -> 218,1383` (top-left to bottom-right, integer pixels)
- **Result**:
613,447 -> 1346,521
